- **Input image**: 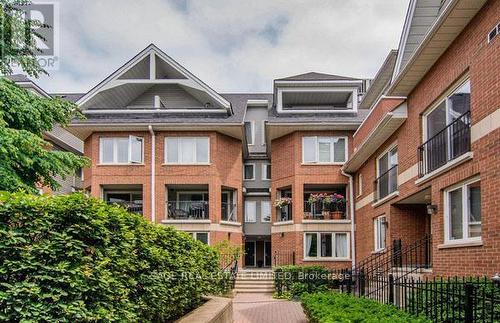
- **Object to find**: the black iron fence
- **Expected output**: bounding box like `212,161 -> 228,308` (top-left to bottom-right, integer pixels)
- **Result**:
418,111 -> 471,177
374,165 -> 398,202
303,201 -> 347,219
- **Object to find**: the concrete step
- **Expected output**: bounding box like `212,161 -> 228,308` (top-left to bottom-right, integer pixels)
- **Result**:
235,279 -> 274,285
234,287 -> 275,293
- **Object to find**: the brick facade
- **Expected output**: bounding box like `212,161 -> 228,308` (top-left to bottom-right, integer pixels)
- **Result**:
352,0 -> 499,276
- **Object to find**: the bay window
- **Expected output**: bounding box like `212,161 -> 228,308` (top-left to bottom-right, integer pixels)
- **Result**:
165,137 -> 209,164
100,136 -> 143,164
444,178 -> 481,243
304,232 -> 349,260
302,136 -> 347,164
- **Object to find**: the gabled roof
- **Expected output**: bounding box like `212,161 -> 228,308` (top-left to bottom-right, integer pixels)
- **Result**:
77,44 -> 231,113
5,74 -> 32,83
275,72 -> 361,82
52,93 -> 86,103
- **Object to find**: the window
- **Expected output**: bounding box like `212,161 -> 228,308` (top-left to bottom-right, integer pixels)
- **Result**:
262,164 -> 271,180
444,178 -> 481,243
374,216 -> 386,251
422,79 -> 471,174
100,136 -> 143,164
190,232 -> 209,244
165,137 -> 209,164
245,121 -> 255,145
357,174 -> 363,197
244,164 -> 255,180
304,232 -> 349,260
376,146 -> 398,200
261,200 -> 271,222
245,201 -> 257,222
302,136 -> 347,164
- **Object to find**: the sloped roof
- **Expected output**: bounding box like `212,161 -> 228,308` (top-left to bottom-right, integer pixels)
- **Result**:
4,74 -> 32,82
275,72 -> 361,82
52,93 -> 86,103
359,50 -> 398,109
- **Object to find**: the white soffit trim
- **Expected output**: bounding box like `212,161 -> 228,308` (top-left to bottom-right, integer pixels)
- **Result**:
343,103 -> 407,173
77,44 -> 230,110
388,0 -> 487,96
247,99 -> 269,106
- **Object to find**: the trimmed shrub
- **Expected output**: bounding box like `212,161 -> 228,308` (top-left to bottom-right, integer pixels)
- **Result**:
0,192 -> 225,322
301,292 -> 431,323
274,265 -> 348,299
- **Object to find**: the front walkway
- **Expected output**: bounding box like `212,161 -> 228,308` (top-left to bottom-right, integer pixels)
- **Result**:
233,293 -> 308,323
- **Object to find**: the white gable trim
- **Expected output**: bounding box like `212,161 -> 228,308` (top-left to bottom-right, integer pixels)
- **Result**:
77,44 -> 231,111
392,0 -> 417,82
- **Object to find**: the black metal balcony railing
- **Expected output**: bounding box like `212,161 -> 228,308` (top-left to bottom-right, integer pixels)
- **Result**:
166,201 -> 209,220
418,110 -> 471,177
303,201 -> 347,219
374,165 -> 398,202
278,204 -> 292,222
221,202 -> 237,222
107,201 -> 143,215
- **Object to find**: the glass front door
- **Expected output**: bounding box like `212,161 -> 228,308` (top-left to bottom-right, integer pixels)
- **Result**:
244,241 -> 256,267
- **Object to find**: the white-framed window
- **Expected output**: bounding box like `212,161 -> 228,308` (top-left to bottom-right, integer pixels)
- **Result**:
422,79 -> 471,173
165,137 -> 209,164
302,136 -> 347,164
100,136 -> 144,164
244,164 -> 255,180
304,232 -> 349,260
262,163 -> 271,180
357,174 -> 363,197
444,177 -> 481,244
374,216 -> 386,251
245,121 -> 255,145
376,145 -> 398,200
190,232 -> 209,244
245,201 -> 257,223
261,200 -> 271,222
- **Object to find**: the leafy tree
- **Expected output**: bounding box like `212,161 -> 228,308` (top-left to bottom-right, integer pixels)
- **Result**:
0,0 -> 47,77
0,78 -> 89,193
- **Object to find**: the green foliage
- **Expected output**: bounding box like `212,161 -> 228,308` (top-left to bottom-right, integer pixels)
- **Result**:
274,265 -> 346,299
0,78 -> 89,193
408,278 -> 500,322
0,0 -> 47,77
0,192 -> 226,322
301,292 -> 431,323
213,239 -> 242,262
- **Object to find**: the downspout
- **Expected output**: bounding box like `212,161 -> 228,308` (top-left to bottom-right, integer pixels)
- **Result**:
341,170 -> 356,268
148,125 -> 156,223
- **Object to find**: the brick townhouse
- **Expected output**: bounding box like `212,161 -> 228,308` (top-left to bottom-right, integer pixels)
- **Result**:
343,0 -> 499,276
43,0 -> 497,276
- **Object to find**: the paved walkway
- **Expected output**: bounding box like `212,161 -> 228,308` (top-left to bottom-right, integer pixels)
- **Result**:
233,293 -> 308,323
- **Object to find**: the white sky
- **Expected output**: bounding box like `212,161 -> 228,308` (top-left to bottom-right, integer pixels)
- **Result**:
35,0 -> 410,94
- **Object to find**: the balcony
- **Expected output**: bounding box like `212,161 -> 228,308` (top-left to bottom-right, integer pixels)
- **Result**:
166,200 -> 209,220
303,186 -> 348,220
374,165 -> 398,202
418,111 -> 471,177
103,186 -> 143,215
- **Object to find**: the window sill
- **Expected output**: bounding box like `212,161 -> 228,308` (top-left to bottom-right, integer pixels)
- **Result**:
161,219 -> 211,224
220,221 -> 241,226
303,258 -> 351,262
301,162 -> 345,166
162,163 -> 211,166
98,163 -> 145,166
372,191 -> 399,208
273,220 -> 294,226
371,248 -> 386,255
415,152 -> 473,186
438,239 -> 483,249
302,219 -> 351,224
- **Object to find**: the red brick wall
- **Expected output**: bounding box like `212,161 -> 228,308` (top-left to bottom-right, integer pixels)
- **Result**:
83,131 -> 244,247
352,0 -> 500,276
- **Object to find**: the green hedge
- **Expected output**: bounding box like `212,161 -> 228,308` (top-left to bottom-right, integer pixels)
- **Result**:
301,292 -> 431,323
0,192 -> 226,322
274,265 -> 348,299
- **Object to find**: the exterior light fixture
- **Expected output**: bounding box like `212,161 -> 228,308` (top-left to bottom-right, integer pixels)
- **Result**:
427,204 -> 438,215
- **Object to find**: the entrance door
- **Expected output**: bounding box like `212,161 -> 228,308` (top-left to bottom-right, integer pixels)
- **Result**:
264,241 -> 272,267
245,241 -> 256,267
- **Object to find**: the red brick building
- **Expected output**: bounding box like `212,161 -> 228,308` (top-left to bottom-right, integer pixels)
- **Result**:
63,0 -> 499,276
